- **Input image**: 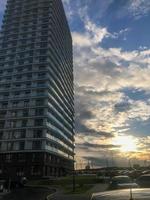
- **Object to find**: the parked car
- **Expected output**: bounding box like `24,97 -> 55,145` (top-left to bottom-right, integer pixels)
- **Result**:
141,170 -> 150,175
91,188 -> 150,200
109,175 -> 138,189
137,174 -> 150,187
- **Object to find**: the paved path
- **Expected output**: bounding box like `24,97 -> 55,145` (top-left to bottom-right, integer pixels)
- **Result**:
50,184 -> 108,200
1,188 -> 51,200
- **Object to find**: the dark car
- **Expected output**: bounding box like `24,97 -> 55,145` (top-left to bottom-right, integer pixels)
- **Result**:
109,175 -> 138,189
137,174 -> 150,187
91,188 -> 150,200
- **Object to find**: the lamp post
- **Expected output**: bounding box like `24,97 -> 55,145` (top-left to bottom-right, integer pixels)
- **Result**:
72,143 -> 76,192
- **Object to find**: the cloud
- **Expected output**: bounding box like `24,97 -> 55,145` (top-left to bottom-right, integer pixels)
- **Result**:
0,0 -> 6,13
129,0 -> 150,19
0,0 -> 6,27
77,142 -> 120,150
114,101 -> 131,113
62,0 -> 70,3
72,32 -> 92,47
72,13 -> 150,166
75,104 -> 114,138
72,19 -> 110,48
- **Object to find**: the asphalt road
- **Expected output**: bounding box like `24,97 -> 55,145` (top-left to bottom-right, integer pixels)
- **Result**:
0,187 -> 51,200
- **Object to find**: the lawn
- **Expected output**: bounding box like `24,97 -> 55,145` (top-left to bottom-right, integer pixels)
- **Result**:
27,175 -> 100,194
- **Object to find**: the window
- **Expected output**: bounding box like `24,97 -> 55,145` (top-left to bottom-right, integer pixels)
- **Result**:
18,53 -> 25,58
37,81 -> 46,87
16,168 -> 24,176
4,84 -> 10,88
36,90 -> 44,96
40,43 -> 47,48
0,111 -> 7,118
9,121 -> 16,128
6,76 -> 11,80
7,142 -> 13,151
11,111 -> 17,117
1,102 -> 8,108
15,84 -> 21,88
0,131 -> 3,139
25,90 -> 31,95
39,65 -> 46,70
32,141 -> 41,150
33,129 -> 42,138
18,153 -> 25,162
5,154 -> 12,162
35,108 -> 44,116
26,65 -> 32,71
18,60 -> 24,65
12,132 -> 20,139
0,121 -> 5,128
36,99 -> 44,106
24,100 -> 29,107
39,57 -> 46,63
39,49 -> 47,55
12,101 -> 19,107
16,75 -> 22,80
23,109 -> 28,117
31,166 -> 41,176
14,91 -> 20,96
17,68 -> 23,73
34,119 -> 43,126
19,141 -> 25,150
38,72 -> 46,77
26,74 -> 32,80
28,58 -> 33,64
22,120 -> 27,127
20,130 -> 26,138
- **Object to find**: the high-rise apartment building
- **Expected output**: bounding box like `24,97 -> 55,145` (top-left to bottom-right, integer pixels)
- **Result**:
0,0 -> 74,179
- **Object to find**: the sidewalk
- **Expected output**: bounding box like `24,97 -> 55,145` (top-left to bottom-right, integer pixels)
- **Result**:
48,184 -> 108,200
0,191 -> 10,198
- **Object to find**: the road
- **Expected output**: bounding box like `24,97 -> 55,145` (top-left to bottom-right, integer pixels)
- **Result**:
0,187 -> 52,200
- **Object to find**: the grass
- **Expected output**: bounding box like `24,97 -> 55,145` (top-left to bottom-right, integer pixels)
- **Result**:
63,184 -> 93,194
28,176 -> 100,186
27,175 -> 100,194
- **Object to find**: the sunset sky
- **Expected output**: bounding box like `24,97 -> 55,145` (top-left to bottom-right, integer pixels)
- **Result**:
1,0 -> 150,168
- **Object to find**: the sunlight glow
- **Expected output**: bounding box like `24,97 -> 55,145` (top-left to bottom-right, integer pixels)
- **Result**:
113,135 -> 137,152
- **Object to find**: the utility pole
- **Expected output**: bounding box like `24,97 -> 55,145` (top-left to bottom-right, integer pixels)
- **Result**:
72,144 -> 75,192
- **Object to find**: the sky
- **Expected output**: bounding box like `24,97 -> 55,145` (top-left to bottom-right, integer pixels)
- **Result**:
1,0 -> 150,168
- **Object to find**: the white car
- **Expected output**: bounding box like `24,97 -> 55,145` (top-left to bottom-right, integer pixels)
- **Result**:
91,188 -> 150,200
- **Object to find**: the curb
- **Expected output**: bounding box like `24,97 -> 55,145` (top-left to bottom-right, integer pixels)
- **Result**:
46,189 -> 58,200
45,193 -> 54,200
46,188 -> 60,200
0,191 -> 11,197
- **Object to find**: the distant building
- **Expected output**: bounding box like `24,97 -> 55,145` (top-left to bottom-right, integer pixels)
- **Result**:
0,0 -> 74,179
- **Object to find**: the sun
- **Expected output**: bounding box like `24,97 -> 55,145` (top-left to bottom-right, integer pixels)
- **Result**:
113,135 -> 137,152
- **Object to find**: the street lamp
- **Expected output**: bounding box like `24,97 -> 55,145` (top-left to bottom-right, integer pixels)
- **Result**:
73,143 -> 76,192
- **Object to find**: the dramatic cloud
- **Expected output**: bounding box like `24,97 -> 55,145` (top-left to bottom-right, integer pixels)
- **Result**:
65,0 -> 150,167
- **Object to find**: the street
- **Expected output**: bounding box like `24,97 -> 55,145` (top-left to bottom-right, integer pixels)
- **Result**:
0,187 -> 52,200
0,183 -> 108,200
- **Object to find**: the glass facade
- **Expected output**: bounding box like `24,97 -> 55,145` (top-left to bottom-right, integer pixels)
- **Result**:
0,0 -> 74,178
